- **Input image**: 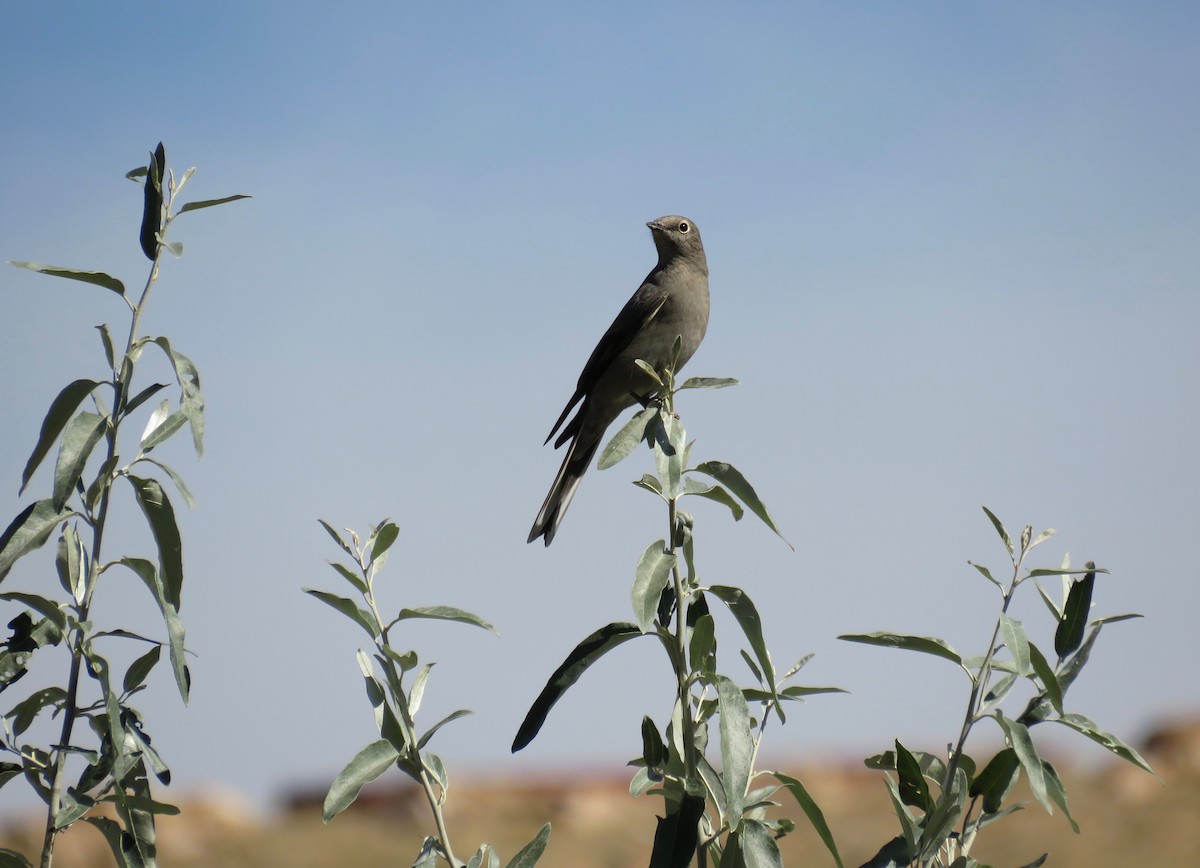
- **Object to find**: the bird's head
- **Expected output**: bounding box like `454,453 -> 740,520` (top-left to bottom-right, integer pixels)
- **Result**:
647,215 -> 704,262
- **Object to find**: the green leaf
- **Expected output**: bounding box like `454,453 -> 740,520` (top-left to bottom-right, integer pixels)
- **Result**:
969,748 -> 1020,814
8,262 -> 125,296
893,740 -> 934,813
55,524 -> 85,602
140,337 -> 204,456
1055,566 -> 1096,659
683,482 -> 744,520
839,631 -> 963,667
140,408 -> 188,453
641,716 -> 667,769
318,519 -> 357,560
709,586 -> 778,701
691,461 -> 790,546
512,622 -> 643,751
504,821 -> 551,868
632,542 -> 676,632
689,613 -> 716,673
0,593 -> 66,634
127,476 -> 183,609
304,589 -> 379,638
53,411 -> 107,510
367,520 -> 399,566
598,406 -> 657,470
652,412 -> 685,497
717,675 -> 752,827
1040,759 -> 1079,833
994,712 -> 1052,813
739,819 -> 783,868
678,377 -> 739,390
771,771 -> 844,868
1026,642 -> 1063,715
416,709 -> 473,750
327,561 -> 368,595
20,379 -> 102,494
177,194 -> 252,214
648,792 -> 704,868
981,506 -> 1013,557
0,848 -> 33,868
6,686 -> 68,736
918,765 -> 967,859
999,614 -> 1031,676
1054,713 -> 1158,777
97,324 -> 116,371
136,458 -> 196,510
0,499 -> 75,583
391,606 -> 497,634
967,561 -> 1000,588
323,739 -> 399,821
123,645 -> 162,695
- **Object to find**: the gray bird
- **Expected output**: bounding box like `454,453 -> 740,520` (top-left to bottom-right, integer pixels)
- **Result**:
528,215 -> 710,546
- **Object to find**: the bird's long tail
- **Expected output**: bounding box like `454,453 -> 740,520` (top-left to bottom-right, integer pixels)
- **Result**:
527,429 -> 602,546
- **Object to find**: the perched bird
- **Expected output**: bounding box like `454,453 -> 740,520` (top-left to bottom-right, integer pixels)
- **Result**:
528,215 -> 710,546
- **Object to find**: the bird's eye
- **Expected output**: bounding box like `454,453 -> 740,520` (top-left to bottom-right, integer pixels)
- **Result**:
678,221 -> 690,233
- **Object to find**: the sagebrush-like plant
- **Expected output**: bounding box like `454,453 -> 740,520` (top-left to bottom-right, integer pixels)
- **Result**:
514,341 -> 845,868
0,143 -> 246,868
843,509 -> 1156,868
308,519 -> 551,868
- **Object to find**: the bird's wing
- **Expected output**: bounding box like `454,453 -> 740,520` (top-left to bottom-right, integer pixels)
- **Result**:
543,279 -> 669,445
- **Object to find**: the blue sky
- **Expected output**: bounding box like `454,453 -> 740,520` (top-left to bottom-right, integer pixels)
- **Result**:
1,2 -> 1197,812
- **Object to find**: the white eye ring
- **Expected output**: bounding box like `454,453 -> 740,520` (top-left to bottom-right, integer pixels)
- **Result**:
678,221 -> 690,233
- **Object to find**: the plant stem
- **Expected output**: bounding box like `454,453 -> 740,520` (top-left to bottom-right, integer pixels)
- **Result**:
365,562 -> 462,868
39,245 -> 163,868
935,542 -> 1027,866
40,197 -> 168,864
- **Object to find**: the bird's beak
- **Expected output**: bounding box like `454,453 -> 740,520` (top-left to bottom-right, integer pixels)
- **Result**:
646,220 -> 658,231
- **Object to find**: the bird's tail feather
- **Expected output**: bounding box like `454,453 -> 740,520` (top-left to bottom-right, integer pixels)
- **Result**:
527,432 -> 602,546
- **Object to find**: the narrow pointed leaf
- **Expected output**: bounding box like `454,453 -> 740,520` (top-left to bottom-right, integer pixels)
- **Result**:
1055,566 -> 1096,659
981,506 -> 1013,556
598,406 -> 657,470
970,748 -> 1020,814
20,379 -> 102,493
632,542 -> 675,632
710,585 -> 778,695
994,712 -> 1052,812
512,622 -> 643,751
323,739 -> 400,821
140,409 -> 188,453
127,476 -> 183,609
304,589 -> 379,638
678,377 -> 739,390
52,411 -> 107,511
692,461 -> 790,546
318,519 -> 356,560
1000,614 -> 1031,675
717,675 -> 752,826
1026,642 -> 1063,714
136,458 -> 195,509
8,262 -> 125,296
771,771 -> 844,868
177,194 -> 252,214
417,709 -> 473,749
0,500 -> 75,582
839,632 -> 963,666
1055,713 -> 1158,776
391,606 -> 497,634
504,821 -> 551,868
